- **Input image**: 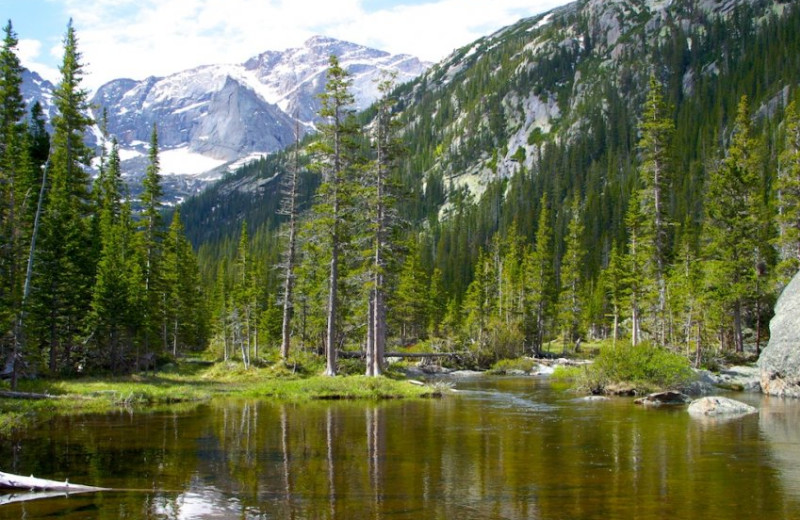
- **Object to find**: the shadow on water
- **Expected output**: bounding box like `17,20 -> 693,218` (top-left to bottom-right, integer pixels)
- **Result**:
2,377 -> 800,519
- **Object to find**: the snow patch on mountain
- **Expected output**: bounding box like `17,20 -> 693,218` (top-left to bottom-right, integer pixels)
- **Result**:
84,36 -> 428,203
159,146 -> 227,178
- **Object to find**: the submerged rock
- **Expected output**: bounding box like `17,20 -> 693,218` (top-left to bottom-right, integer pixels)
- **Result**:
635,391 -> 691,406
759,271 -> 800,397
687,396 -> 758,417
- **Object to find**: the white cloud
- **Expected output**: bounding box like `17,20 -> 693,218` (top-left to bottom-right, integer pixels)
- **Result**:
51,0 -> 566,91
18,38 -> 61,83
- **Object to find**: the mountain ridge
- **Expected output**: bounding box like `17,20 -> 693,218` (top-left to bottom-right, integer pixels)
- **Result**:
21,35 -> 430,205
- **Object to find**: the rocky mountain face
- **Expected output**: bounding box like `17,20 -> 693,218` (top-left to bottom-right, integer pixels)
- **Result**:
87,36 -> 428,203
182,0 -> 794,245
21,69 -> 57,126
20,37 -> 428,204
394,0 -> 780,202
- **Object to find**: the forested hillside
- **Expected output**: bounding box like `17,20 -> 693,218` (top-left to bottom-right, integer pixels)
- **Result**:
180,0 -> 800,368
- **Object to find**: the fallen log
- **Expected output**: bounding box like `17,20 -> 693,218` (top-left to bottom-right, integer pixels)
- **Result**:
0,471 -> 107,493
0,489 -> 98,506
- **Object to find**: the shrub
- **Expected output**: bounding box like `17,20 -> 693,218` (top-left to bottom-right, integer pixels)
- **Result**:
488,357 -> 538,374
580,342 -> 695,393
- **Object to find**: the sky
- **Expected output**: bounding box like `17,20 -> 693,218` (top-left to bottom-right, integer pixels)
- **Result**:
1,0 -> 570,92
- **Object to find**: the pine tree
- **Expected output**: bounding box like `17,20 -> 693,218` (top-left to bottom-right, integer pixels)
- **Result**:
0,20 -> 28,384
278,124 -> 301,361
309,55 -> 361,376
703,96 -> 762,353
602,243 -> 627,347
162,209 -> 206,357
140,123 -> 163,360
365,72 -> 403,376
624,187 -> 653,346
392,242 -> 429,344
776,101 -> 800,280
30,20 -> 95,374
557,196 -> 584,353
637,75 -> 675,343
524,195 -> 555,355
88,140 -> 142,372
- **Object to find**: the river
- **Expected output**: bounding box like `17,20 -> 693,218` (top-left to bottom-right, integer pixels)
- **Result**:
1,376 -> 800,519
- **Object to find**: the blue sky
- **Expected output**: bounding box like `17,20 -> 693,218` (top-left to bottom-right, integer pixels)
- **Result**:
1,0 -> 569,91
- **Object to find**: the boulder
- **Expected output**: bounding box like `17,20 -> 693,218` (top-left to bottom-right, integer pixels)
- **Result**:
634,391 -> 691,406
687,396 -> 758,417
759,271 -> 800,397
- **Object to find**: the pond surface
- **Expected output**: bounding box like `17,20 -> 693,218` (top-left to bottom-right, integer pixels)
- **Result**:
2,377 -> 800,519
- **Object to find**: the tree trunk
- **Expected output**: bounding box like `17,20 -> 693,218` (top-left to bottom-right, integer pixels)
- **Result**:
324,239 -> 339,376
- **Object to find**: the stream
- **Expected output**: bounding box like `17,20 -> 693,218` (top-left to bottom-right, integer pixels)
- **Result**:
1,376 -> 800,519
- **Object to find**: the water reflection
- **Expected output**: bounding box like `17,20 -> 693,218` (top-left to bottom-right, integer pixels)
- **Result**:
2,379 -> 800,519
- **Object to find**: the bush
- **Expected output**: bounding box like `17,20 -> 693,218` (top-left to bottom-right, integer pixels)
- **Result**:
579,343 -> 695,394
488,357 -> 538,374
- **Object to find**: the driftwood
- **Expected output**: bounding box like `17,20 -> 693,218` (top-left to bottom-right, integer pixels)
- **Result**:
0,489 -> 99,506
0,471 -> 107,493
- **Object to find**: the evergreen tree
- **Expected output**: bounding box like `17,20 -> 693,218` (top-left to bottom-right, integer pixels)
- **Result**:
557,196 -> 584,352
524,195 -> 555,355
88,140 -> 142,372
278,124 -> 301,361
624,187 -> 653,346
30,20 -> 95,374
162,209 -> 207,357
776,101 -> 800,280
365,72 -> 403,376
703,96 -> 762,353
309,55 -> 361,376
392,242 -> 429,344
602,243 -> 627,347
637,75 -> 675,343
140,123 -> 164,359
0,19 -> 27,384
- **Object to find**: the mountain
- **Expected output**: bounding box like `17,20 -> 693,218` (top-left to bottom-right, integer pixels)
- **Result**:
89,36 -> 429,203
21,69 -> 58,126
181,0 -> 799,264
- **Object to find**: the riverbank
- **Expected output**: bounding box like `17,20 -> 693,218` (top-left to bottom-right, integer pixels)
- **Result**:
0,361 -> 439,437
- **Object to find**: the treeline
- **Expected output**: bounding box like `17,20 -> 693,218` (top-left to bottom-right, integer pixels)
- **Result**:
0,21 -> 208,386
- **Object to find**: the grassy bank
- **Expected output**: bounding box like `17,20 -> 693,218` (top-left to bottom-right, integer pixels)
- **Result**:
0,361 -> 438,437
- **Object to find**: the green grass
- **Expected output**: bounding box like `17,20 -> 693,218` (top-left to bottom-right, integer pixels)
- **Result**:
0,360 -> 439,437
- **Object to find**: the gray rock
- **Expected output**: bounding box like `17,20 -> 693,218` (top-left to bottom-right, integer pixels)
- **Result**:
635,391 -> 691,406
687,396 -> 758,417
759,271 -> 800,397
697,365 -> 762,392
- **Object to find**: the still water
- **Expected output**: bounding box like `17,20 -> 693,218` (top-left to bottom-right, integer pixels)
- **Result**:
2,376 -> 800,519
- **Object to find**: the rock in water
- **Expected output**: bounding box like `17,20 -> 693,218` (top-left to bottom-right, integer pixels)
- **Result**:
759,271 -> 800,397
687,396 -> 758,417
634,391 -> 691,406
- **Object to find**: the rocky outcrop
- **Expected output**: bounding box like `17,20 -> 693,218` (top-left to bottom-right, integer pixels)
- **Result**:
696,366 -> 761,392
688,396 -> 758,417
759,271 -> 800,397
